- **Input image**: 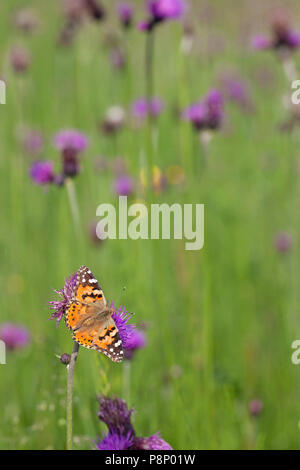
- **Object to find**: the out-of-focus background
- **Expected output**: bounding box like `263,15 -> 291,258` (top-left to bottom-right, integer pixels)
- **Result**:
1,0 -> 300,450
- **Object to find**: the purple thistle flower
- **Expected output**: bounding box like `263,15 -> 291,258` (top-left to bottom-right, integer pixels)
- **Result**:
30,161 -> 55,185
118,3 -> 134,28
54,129 -> 88,177
252,11 -> 300,52
96,396 -> 172,450
124,329 -> 146,360
54,129 -> 88,153
252,35 -> 272,50
111,304 -> 135,349
285,30 -> 300,49
97,396 -> 135,437
113,175 -> 135,196
96,432 -> 134,450
134,432 -> 173,450
149,0 -> 185,21
204,89 -> 224,129
140,0 -> 185,31
131,97 -> 164,121
182,88 -> 223,131
23,130 -> 44,155
248,399 -> 263,417
131,98 -> 149,120
0,323 -> 30,351
49,273 -> 78,326
182,102 -> 207,130
149,97 -> 164,117
84,0 -> 106,21
10,45 -> 31,73
274,232 -> 293,253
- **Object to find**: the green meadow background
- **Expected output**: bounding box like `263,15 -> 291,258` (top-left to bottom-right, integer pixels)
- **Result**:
1,0 -> 300,450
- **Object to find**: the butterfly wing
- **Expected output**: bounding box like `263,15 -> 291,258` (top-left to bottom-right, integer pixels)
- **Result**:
65,265 -> 107,331
72,316 -> 123,363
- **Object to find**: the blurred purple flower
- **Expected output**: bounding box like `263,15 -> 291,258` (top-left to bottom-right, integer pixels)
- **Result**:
135,433 -> 173,450
140,0 -> 185,31
96,396 -> 172,450
23,131 -> 44,155
118,3 -> 134,28
182,102 -> 207,130
10,46 -> 31,73
0,323 -> 30,351
182,88 -> 224,131
124,329 -> 146,360
54,130 -> 88,153
30,161 -> 55,185
54,129 -> 88,177
252,11 -> 300,52
113,175 -> 135,196
248,399 -> 263,417
84,0 -> 106,21
149,0 -> 185,21
252,35 -> 271,50
131,97 -> 164,121
204,89 -> 224,129
274,232 -> 292,253
49,272 -> 78,326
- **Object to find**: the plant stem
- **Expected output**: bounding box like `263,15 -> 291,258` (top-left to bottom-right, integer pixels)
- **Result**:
122,360 -> 131,404
65,177 -> 80,232
66,341 -> 80,450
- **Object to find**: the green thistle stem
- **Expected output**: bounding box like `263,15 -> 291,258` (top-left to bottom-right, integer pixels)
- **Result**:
65,177 -> 80,232
122,360 -> 131,404
66,341 -> 79,450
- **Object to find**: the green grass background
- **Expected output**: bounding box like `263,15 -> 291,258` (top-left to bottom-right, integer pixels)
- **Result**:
1,0 -> 300,450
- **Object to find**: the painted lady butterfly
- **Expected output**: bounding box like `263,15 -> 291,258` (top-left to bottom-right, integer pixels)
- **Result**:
65,266 -> 123,362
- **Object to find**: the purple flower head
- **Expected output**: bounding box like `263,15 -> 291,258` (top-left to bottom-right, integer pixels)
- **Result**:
124,329 -> 147,360
111,304 -> 136,349
97,396 -> 135,437
285,30 -> 300,49
204,89 -> 224,129
182,102 -> 207,130
49,272 -> 78,326
96,396 -> 172,451
113,175 -> 135,196
140,0 -> 185,31
54,130 -> 88,177
23,130 -> 44,155
134,432 -> 173,450
118,3 -> 134,28
0,323 -> 30,351
84,0 -> 106,21
131,97 -> 164,121
274,232 -> 292,253
131,98 -> 149,120
60,353 -> 71,365
252,11 -> 300,52
248,399 -> 263,417
10,46 -> 31,73
252,35 -> 272,50
97,431 -> 133,450
54,129 -> 88,154
30,161 -> 55,185
149,0 -> 185,21
149,98 -> 164,117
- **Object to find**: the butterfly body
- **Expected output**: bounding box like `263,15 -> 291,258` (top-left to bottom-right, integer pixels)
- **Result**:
65,266 -> 124,362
